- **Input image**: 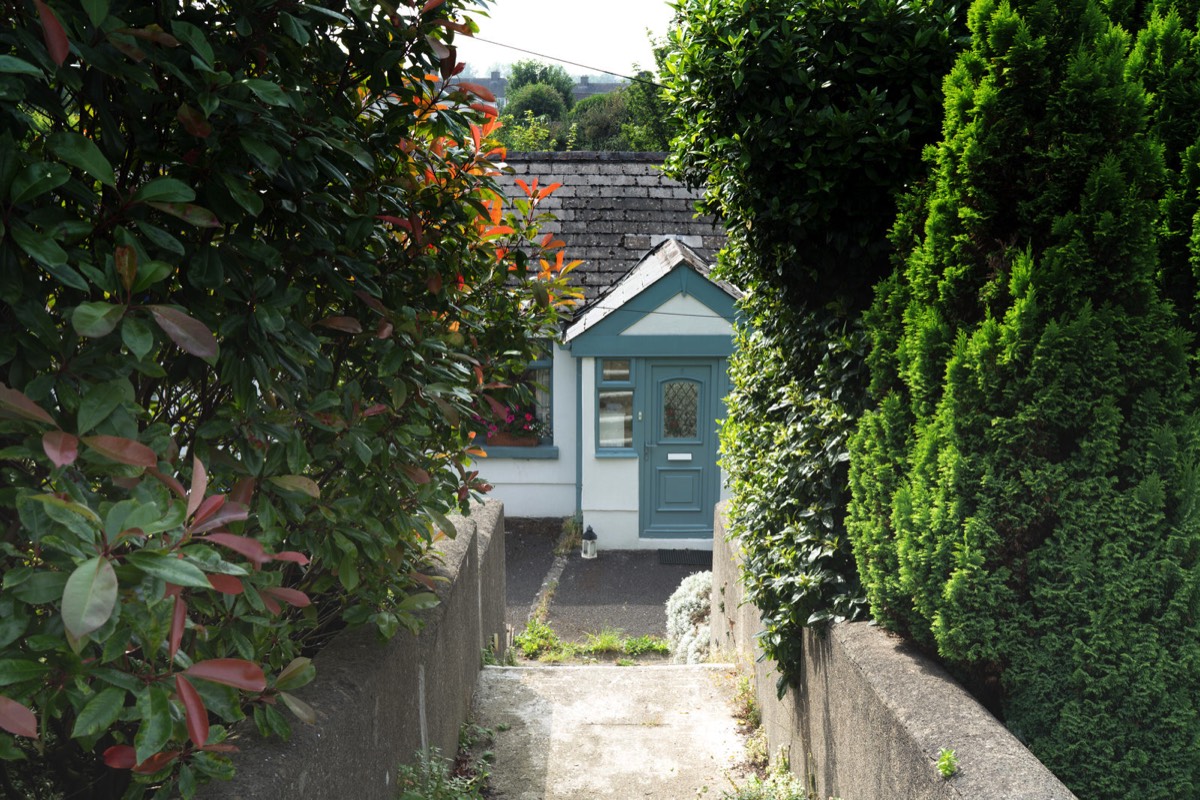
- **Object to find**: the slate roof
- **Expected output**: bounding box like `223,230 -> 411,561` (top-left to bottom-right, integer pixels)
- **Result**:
501,152 -> 726,302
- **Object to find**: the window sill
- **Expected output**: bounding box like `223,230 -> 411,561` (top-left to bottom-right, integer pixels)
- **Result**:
482,445 -> 560,460
595,449 -> 638,459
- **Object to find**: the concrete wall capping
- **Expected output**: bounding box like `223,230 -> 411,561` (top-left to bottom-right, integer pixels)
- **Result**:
711,503 -> 1078,800
505,151 -> 669,163
201,501 -> 508,800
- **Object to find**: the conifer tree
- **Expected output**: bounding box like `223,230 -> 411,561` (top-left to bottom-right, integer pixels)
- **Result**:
849,1 -> 1200,795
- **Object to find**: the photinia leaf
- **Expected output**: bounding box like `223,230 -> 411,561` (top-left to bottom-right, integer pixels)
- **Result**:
134,684 -> 172,764
198,532 -> 268,565
48,132 -> 116,186
268,475 -> 320,498
148,467 -> 187,499
279,691 -> 316,725
175,675 -> 208,747
185,659 -> 266,692
0,696 -> 37,738
132,749 -> 179,775
188,502 -> 248,534
168,595 -> 186,659
114,245 -> 137,291
401,465 -> 431,485
207,573 -> 243,595
261,586 -> 310,608
177,103 -> 212,138
0,383 -> 56,426
274,657 -> 314,691
187,455 -> 208,520
71,687 -> 126,738
35,0 -> 70,66
62,556 -> 118,639
104,745 -> 136,769
316,316 -> 362,334
119,25 -> 180,46
148,305 -> 218,362
72,302 -> 126,338
456,81 -> 495,102
271,550 -> 310,565
125,551 -> 211,589
145,201 -> 221,228
0,55 -> 43,77
133,177 -> 194,203
43,431 -> 79,467
82,435 -> 156,468
190,494 -> 224,528
242,79 -> 291,107
422,0 -> 445,12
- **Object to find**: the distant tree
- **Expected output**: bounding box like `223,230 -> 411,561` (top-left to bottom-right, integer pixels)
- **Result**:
508,59 -> 575,110
506,82 -> 568,122
569,92 -> 632,150
623,43 -> 677,151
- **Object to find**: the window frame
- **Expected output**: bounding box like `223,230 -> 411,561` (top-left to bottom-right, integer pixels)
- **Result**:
595,357 -> 637,458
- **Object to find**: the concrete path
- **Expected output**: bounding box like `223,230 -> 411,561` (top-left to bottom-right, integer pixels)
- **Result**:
474,664 -> 747,800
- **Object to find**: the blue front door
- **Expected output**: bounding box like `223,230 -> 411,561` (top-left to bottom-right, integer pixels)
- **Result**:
640,360 -> 721,539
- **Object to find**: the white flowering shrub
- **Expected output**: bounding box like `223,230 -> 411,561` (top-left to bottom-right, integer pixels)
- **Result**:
666,571 -> 712,664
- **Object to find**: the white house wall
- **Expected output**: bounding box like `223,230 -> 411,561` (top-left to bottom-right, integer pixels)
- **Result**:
477,344 -> 577,518
621,294 -> 733,337
579,356 -> 642,548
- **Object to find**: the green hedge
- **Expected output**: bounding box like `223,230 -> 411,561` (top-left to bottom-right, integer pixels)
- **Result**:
0,1 -> 576,796
848,1 -> 1200,796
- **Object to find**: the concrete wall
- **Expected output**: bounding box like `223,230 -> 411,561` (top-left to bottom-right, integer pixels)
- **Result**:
711,503 -> 1078,800
202,501 -> 508,800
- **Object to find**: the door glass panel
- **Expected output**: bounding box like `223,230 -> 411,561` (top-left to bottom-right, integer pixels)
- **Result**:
598,389 -> 634,448
662,381 -> 698,439
602,359 -> 631,382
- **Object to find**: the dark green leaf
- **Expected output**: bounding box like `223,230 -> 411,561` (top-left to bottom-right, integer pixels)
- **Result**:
72,302 -> 126,338
10,162 -> 69,203
133,177 -> 195,203
125,551 -> 211,589
134,685 -> 172,764
0,56 -> 43,77
71,687 -> 126,738
47,132 -> 116,186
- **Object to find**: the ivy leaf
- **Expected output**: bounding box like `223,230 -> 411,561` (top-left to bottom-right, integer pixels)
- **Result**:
47,132 -> 117,187
148,305 -> 218,362
72,302 -> 126,338
71,686 -> 126,739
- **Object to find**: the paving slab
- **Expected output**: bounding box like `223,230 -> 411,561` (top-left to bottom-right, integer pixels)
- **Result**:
475,665 -> 747,800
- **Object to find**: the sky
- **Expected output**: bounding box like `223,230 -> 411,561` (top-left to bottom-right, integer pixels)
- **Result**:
454,0 -> 677,80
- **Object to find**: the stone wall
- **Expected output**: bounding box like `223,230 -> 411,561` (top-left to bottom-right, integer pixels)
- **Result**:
201,500 -> 507,800
503,152 -> 726,301
711,503 -> 1078,800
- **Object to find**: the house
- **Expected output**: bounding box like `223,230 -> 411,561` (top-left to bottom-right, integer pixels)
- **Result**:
483,153 -> 733,550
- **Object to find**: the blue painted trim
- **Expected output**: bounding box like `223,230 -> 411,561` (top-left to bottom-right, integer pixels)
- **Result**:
594,358 -> 638,456
571,335 -> 734,358
483,445 -> 559,460
595,450 -> 638,459
574,356 -> 583,516
569,264 -> 738,348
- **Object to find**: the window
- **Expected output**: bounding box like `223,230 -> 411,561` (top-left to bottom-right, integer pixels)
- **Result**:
597,358 -> 634,451
524,343 -> 553,443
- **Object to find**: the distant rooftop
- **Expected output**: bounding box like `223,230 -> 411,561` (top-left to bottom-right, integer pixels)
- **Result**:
500,152 -> 726,302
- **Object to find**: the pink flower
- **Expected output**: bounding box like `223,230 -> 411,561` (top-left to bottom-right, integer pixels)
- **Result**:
505,414 -> 515,423
524,413 -> 533,421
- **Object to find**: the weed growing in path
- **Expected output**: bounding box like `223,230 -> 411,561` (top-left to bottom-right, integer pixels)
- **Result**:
936,748 -> 958,779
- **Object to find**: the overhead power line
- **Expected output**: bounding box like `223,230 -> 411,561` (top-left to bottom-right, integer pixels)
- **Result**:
468,35 -> 665,90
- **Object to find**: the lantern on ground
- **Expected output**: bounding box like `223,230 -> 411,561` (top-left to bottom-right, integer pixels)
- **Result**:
581,525 -> 598,559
